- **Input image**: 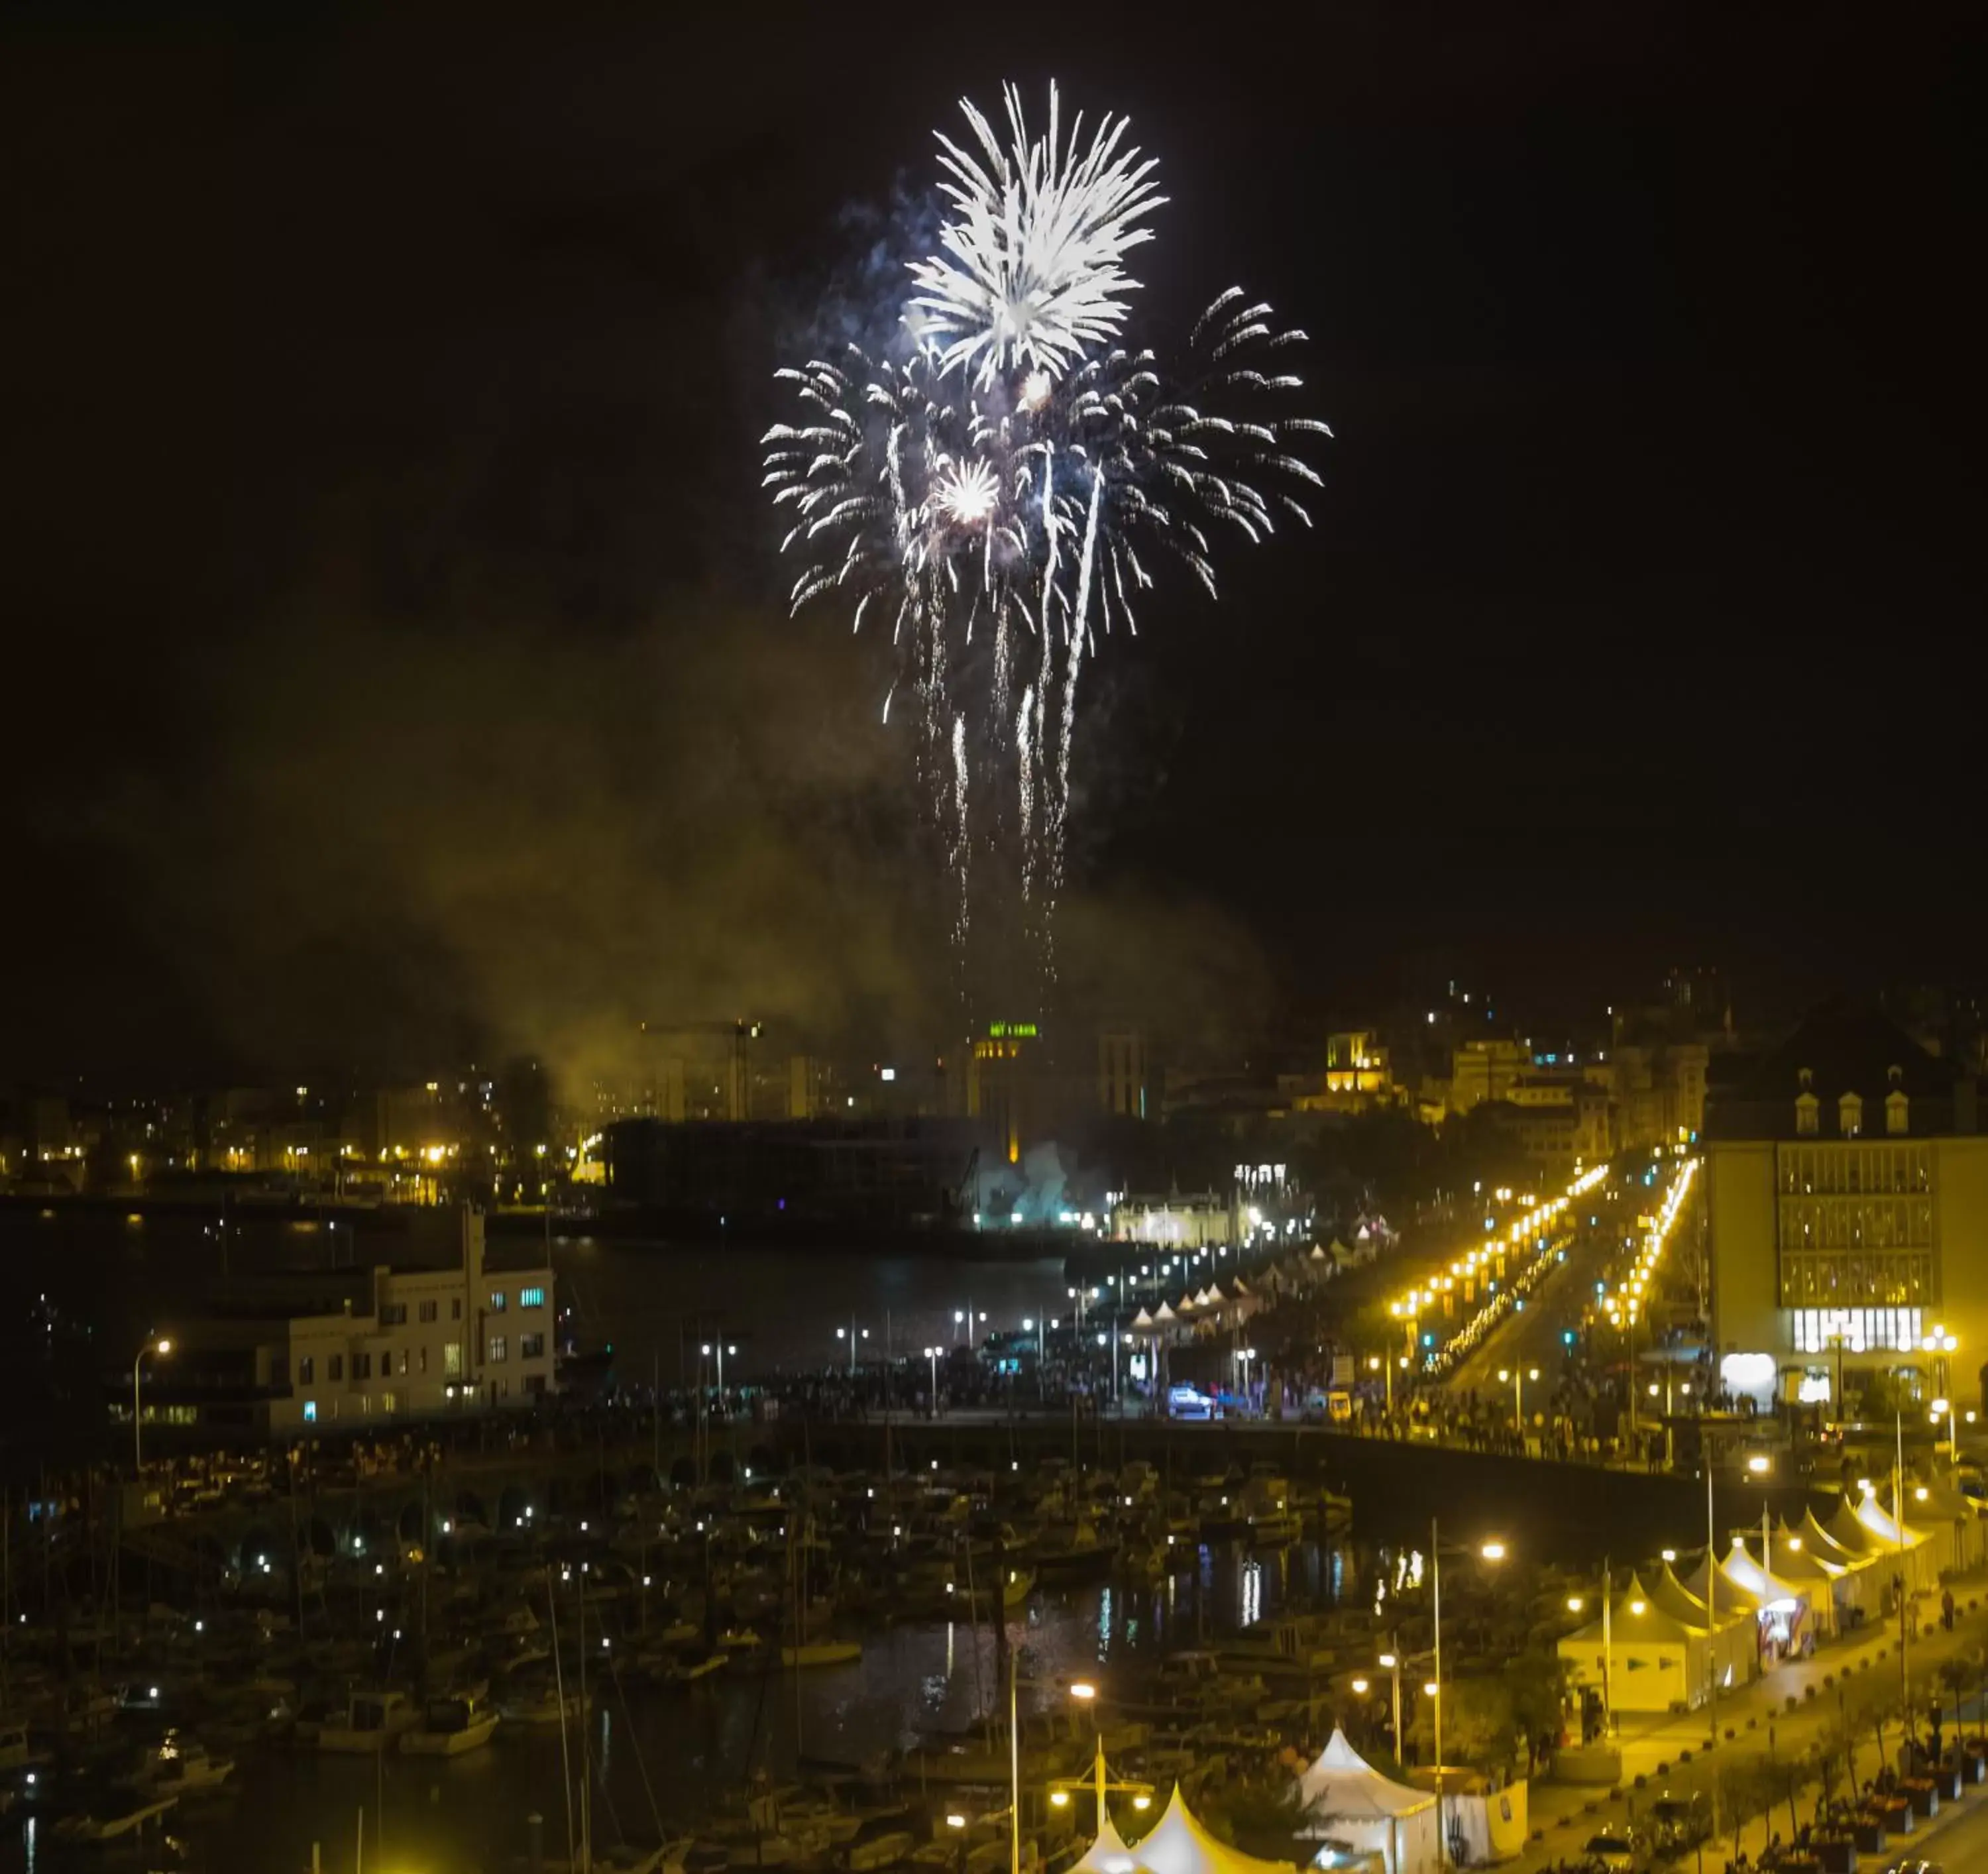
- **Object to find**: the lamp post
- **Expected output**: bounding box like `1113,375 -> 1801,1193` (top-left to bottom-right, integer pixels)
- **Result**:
132,1337 -> 174,1476
924,1347 -> 942,1420
955,1305 -> 986,1349
1923,1327 -> 1960,1459
1566,1557 -> 1612,1738
1430,1521 -> 1507,1867
1496,1366 -> 1539,1437
834,1320 -> 870,1377
1376,1645 -> 1404,1759
1369,1354 -> 1392,1418
700,1339 -> 736,1396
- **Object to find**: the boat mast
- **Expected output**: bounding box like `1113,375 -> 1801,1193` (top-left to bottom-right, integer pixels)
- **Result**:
549,1577 -> 576,1874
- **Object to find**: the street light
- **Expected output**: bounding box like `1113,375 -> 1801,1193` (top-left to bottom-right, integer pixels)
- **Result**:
133,1336 -> 174,1475
1376,1650 -> 1404,1755
834,1319 -> 871,1377
1430,1521 -> 1507,1868
924,1347 -> 942,1419
1494,1368 -> 1539,1435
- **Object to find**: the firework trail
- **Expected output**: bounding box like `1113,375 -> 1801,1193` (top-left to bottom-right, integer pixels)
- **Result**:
763,82 -> 1329,993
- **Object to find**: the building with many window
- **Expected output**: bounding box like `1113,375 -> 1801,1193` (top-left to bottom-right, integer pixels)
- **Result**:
138,1209 -> 555,1438
1704,1002 -> 1988,1411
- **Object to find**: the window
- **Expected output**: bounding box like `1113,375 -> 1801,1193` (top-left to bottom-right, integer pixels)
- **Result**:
397,1349 -> 408,1376
299,1355 -> 315,1385
329,1354 -> 344,1382
524,1374 -> 547,1397
443,1342 -> 463,1376
419,1347 -> 428,1374
520,1286 -> 545,1309
488,1290 -> 508,1313
521,1333 -> 545,1360
1887,1089 -> 1910,1136
1840,1093 -> 1863,1138
355,1352 -> 372,1380
1795,1093 -> 1818,1136
451,1298 -> 463,1321
303,1400 -> 317,1423
270,1355 -> 290,1387
380,1303 -> 407,1326
419,1299 -> 438,1324
488,1336 -> 508,1364
380,1392 -> 396,1414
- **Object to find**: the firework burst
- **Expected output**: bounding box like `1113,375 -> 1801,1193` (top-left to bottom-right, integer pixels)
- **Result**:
763,83 -> 1329,995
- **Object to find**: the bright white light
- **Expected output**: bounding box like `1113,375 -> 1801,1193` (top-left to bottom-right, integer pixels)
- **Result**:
936,460 -> 1000,524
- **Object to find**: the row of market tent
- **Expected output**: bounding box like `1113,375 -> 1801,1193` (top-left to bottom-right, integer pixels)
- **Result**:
1557,1471 -> 1984,1715
1125,1239 -> 1382,1345
1072,1731 -> 1513,1874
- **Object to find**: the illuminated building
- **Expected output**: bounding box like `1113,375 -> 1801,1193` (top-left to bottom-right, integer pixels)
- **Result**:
966,1020 -> 1043,1165
1706,1002 -> 1988,1411
133,1210 -> 555,1436
1109,1189 -> 1241,1248
1324,1030 -> 1390,1097
1447,1038 -> 1533,1113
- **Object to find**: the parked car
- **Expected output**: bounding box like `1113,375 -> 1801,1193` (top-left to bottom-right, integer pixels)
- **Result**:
1166,1384 -> 1217,1422
1582,1829 -> 1649,1873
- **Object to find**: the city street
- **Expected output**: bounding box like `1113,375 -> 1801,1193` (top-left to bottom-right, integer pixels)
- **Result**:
1510,1572 -> 1988,1872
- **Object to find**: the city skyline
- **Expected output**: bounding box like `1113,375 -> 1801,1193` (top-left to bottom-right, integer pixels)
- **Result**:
3,8 -> 1977,1083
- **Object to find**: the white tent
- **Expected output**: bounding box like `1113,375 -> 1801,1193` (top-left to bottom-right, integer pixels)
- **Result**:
1703,1540 -> 1814,1661
1654,1561 -> 1755,1688
1799,1508 -> 1880,1624
1123,1785 -> 1298,1874
1296,1729 -> 1439,1874
1847,1490 -> 1943,1591
1556,1571 -> 1714,1714
1072,1814 -> 1138,1874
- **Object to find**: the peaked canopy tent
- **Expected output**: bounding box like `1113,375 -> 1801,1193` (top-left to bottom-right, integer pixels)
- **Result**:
1845,1486 -> 1940,1590
1905,1472 -> 1981,1572
1695,1542 -> 1815,1661
1749,1524 -> 1850,1637
1798,1508 -> 1881,1624
1120,1785 -> 1299,1874
1072,1815 -> 1138,1874
1652,1561 -> 1755,1688
1840,1492 -> 1942,1592
1557,1572 -> 1715,1714
1296,1729 -> 1439,1874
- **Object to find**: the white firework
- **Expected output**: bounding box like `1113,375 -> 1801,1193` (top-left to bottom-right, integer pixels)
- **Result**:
763,83 -> 1329,993
906,82 -> 1165,390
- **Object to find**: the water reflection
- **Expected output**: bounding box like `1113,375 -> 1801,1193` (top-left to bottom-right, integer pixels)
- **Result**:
117,1539 -> 1371,1874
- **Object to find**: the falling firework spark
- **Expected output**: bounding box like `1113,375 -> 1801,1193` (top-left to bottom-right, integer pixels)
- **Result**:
763,82 -> 1329,993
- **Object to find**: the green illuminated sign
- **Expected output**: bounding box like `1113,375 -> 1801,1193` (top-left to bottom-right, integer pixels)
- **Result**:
988,1022 -> 1039,1040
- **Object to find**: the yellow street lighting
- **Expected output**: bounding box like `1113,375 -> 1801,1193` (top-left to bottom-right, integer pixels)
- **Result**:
1480,1541 -> 1507,1562
1132,1796 -> 1152,1812
1565,1596 -> 1584,1613
1068,1682 -> 1096,1700
1049,1792 -> 1070,1809
1629,1600 -> 1647,1615
1351,1677 -> 1370,1694
1423,1681 -> 1440,1698
946,1814 -> 967,1829
1378,1653 -> 1398,1669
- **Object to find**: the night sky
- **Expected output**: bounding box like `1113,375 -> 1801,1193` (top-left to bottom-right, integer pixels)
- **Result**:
4,5 -> 1982,1085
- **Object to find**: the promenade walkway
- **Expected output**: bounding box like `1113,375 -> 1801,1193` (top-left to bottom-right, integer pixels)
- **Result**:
1510,1571 -> 1988,1869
